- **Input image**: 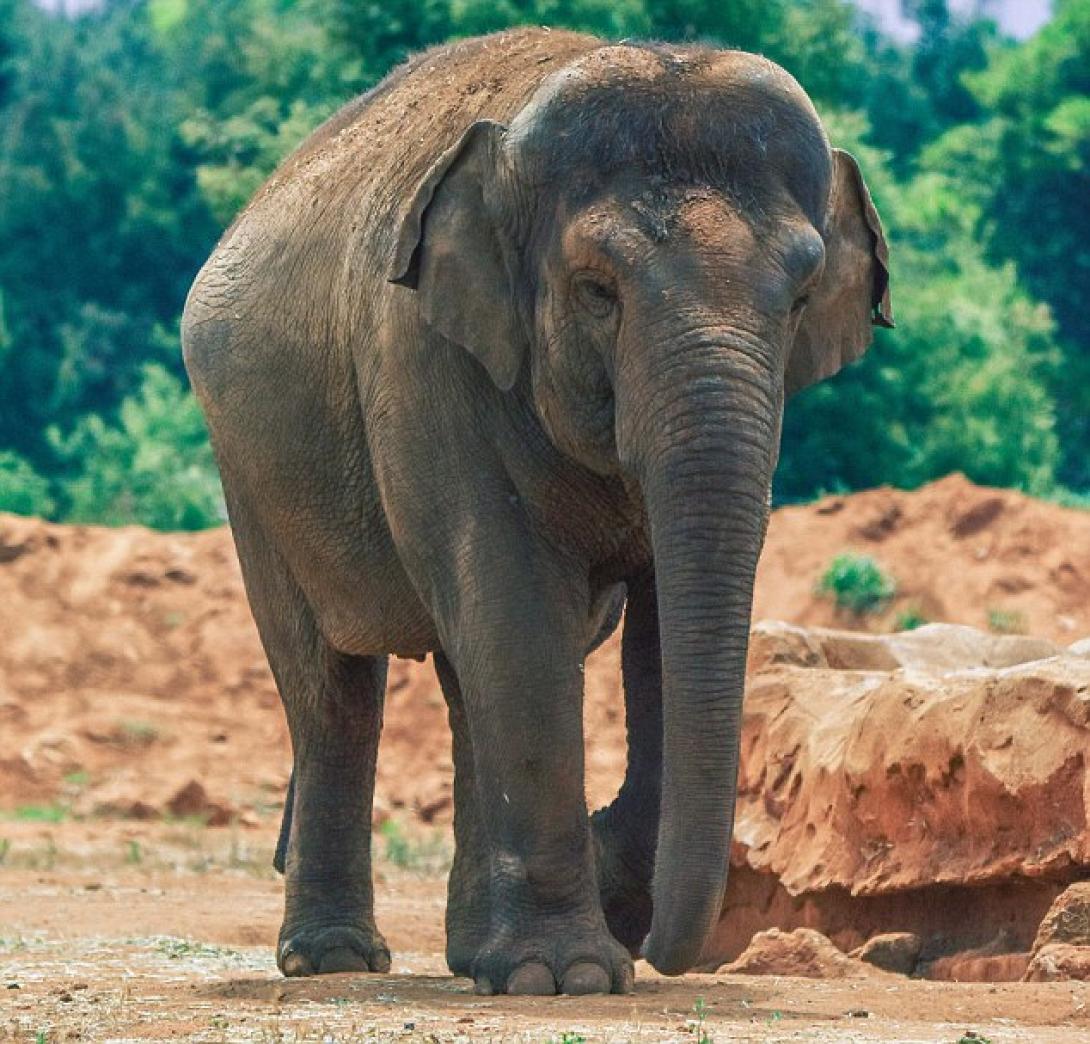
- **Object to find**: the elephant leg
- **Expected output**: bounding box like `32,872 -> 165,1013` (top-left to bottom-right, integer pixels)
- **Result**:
591,570 -> 662,955
277,648 -> 390,976
228,511 -> 389,977
439,558 -> 633,996
433,651 -> 490,977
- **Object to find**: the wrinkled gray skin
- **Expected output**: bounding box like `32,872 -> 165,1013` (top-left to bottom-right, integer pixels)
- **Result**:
182,28 -> 892,997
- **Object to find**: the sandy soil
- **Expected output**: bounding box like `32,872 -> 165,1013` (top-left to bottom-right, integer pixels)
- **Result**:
5,476 -> 1090,1038
3,822 -> 1089,1043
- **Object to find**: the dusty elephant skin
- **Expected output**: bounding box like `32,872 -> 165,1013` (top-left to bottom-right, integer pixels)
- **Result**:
181,27 -> 891,996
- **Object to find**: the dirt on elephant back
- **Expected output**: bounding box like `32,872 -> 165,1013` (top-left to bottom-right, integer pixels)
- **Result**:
2,473 -> 1090,1039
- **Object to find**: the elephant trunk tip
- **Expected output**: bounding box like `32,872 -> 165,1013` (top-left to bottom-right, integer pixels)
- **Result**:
640,925 -> 705,977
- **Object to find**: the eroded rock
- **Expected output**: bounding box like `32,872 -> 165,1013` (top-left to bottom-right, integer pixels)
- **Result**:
1033,882 -> 1090,951
854,932 -> 921,975
722,928 -> 871,979
707,621 -> 1090,975
1023,944 -> 1090,982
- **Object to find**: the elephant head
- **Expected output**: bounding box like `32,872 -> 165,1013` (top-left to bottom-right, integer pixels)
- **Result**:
391,44 -> 892,975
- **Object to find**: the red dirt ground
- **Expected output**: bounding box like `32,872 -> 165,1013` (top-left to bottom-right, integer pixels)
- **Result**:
3,473 -> 1090,1038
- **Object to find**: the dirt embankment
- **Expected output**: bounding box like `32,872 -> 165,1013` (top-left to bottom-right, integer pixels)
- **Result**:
2,472 -> 1087,821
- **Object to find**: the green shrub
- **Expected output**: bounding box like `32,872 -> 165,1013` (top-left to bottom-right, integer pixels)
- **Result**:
987,607 -> 1027,635
0,451 -> 55,517
49,364 -> 223,531
817,553 -> 897,615
893,606 -> 929,631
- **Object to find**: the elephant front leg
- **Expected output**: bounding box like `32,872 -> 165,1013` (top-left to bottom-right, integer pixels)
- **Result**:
441,565 -> 633,996
592,570 -> 662,955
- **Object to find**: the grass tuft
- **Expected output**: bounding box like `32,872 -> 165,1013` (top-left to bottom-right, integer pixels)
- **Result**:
817,553 -> 896,615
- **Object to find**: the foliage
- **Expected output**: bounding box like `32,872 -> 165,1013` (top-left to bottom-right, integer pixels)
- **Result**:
378,818 -> 452,873
775,112 -> 1061,502
0,0 -> 1085,528
817,552 -> 896,614
918,0 -> 1090,487
0,450 -> 55,517
687,997 -> 712,1044
986,607 -> 1027,635
893,606 -> 928,631
48,364 -> 223,530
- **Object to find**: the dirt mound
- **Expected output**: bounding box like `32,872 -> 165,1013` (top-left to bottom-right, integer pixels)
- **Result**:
3,474 -> 1088,823
722,927 -> 874,979
756,473 -> 1090,641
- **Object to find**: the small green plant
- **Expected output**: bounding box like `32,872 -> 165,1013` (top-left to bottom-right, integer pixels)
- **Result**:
117,720 -> 160,746
893,606 -> 928,631
11,804 -> 67,823
817,553 -> 896,614
63,770 -> 90,787
687,997 -> 712,1044
0,838 -> 9,865
987,607 -> 1027,634
955,1033 -> 992,1044
378,819 -> 451,874
125,840 -> 143,865
551,1034 -> 587,1044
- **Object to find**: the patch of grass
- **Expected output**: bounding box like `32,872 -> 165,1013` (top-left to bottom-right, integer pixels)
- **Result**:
987,607 -> 1027,634
0,838 -> 9,865
377,819 -> 451,874
8,804 -> 67,823
117,719 -> 161,746
551,1034 -> 587,1044
154,936 -> 239,961
817,553 -> 897,615
955,1033 -> 992,1044
125,840 -> 143,865
62,770 -> 90,787
893,605 -> 929,631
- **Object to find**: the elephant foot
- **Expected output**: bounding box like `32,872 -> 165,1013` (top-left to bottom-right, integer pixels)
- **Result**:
471,920 -> 634,996
445,905 -> 490,978
592,805 -> 655,957
277,922 -> 391,977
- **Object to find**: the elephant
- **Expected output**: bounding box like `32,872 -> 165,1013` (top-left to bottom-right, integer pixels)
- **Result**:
181,26 -> 892,997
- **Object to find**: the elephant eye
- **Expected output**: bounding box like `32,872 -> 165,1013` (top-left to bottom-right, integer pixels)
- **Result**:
572,272 -> 617,318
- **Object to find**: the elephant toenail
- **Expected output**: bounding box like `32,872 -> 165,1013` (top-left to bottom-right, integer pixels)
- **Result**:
317,946 -> 371,974
561,961 -> 611,995
507,962 -> 557,995
280,948 -> 313,977
371,948 -> 392,973
617,962 -> 636,994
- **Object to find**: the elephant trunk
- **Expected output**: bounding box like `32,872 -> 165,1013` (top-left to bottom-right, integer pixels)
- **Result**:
619,334 -> 778,975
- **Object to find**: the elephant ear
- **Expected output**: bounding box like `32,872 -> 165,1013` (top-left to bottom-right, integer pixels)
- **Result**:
390,120 -> 527,391
785,149 -> 893,397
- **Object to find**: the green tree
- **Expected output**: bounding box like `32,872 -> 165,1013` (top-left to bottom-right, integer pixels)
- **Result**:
922,0 -> 1090,486
49,364 -> 222,530
0,0 -> 217,466
775,115 -> 1061,500
0,451 -> 55,517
